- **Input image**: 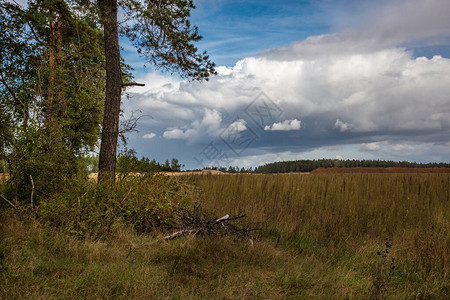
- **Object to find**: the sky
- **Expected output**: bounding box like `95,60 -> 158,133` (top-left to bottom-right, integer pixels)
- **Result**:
119,0 -> 450,170
15,0 -> 450,169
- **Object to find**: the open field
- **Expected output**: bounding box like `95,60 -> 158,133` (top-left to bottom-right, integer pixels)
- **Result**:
312,167 -> 450,174
163,170 -> 226,176
1,173 -> 449,299
190,173 -> 450,298
85,170 -> 226,180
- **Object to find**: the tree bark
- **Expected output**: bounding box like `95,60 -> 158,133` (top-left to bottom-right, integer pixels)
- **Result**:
46,9 -> 64,152
47,14 -> 55,121
98,0 -> 122,182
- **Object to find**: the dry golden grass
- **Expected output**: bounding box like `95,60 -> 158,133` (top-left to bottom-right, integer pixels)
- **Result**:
1,212 -> 369,299
163,170 -> 226,176
312,167 -> 450,173
1,173 -> 448,298
190,173 -> 450,297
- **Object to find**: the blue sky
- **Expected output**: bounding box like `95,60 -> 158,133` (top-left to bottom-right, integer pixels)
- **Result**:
190,0 -> 331,66
123,0 -> 334,75
120,0 -> 450,169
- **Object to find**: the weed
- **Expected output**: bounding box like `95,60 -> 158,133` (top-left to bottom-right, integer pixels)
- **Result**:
371,237 -> 396,299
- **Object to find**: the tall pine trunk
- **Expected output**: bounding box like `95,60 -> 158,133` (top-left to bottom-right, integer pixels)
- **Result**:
98,0 -> 122,182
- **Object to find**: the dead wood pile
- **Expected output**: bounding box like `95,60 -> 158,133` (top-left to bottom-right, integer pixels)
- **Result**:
164,203 -> 257,240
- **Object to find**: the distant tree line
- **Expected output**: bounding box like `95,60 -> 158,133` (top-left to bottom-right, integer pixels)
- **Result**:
84,149 -> 182,175
253,159 -> 450,174
202,166 -> 254,173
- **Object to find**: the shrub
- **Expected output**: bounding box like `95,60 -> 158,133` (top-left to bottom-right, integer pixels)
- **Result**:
38,174 -> 194,238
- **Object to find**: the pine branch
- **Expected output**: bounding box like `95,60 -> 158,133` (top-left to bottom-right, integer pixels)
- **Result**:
122,82 -> 145,87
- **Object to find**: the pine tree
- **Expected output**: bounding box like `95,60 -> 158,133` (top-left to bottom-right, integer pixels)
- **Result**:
96,0 -> 216,181
0,0 -> 105,197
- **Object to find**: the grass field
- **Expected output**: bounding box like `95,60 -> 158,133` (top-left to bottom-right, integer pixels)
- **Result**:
1,173 -> 449,299
190,173 -> 450,298
311,167 -> 450,173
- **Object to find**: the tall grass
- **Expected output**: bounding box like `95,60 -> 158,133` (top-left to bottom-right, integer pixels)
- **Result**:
191,173 -> 450,297
1,212 -> 360,299
1,173 -> 448,298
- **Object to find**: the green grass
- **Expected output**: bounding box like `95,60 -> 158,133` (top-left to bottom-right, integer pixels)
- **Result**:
1,213 -> 365,299
1,173 -> 449,299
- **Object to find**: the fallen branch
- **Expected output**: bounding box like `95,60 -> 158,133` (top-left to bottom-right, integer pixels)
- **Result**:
30,175 -> 35,211
164,204 -> 257,240
222,214 -> 247,222
30,175 -> 38,218
275,234 -> 281,248
164,229 -> 198,240
0,193 -> 18,212
215,214 -> 229,222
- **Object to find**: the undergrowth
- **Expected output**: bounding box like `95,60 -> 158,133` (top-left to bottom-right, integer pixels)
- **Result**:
35,174 -> 195,238
0,212 -> 363,299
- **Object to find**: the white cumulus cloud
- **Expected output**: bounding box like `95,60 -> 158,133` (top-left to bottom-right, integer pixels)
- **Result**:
229,119 -> 247,132
142,133 -> 156,139
359,142 -> 383,151
162,109 -> 222,142
264,119 -> 301,131
334,119 -> 353,132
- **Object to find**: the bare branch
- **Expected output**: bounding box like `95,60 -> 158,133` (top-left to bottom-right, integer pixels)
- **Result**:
78,183 -> 92,207
122,82 -> 145,87
215,214 -> 229,223
29,175 -> 39,218
0,193 -> 18,212
0,72 -> 25,108
164,206 -> 257,241
30,175 -> 35,211
26,22 -> 47,47
164,229 -> 198,240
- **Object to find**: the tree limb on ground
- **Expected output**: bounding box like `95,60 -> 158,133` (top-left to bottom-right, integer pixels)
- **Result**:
0,193 -> 18,212
164,203 -> 258,240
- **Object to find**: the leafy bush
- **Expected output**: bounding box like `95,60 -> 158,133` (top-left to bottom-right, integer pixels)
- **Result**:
38,174 -> 194,238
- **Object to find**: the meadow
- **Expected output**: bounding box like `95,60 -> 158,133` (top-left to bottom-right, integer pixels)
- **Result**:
1,173 -> 449,299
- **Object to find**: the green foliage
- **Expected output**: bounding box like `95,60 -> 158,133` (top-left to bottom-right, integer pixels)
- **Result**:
116,148 -> 140,176
116,148 -> 182,176
82,154 -> 99,173
0,160 -> 7,175
170,158 -> 181,171
38,174 -> 193,238
0,1 -> 37,155
120,0 -> 216,80
0,0 -> 106,198
7,124 -> 72,198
